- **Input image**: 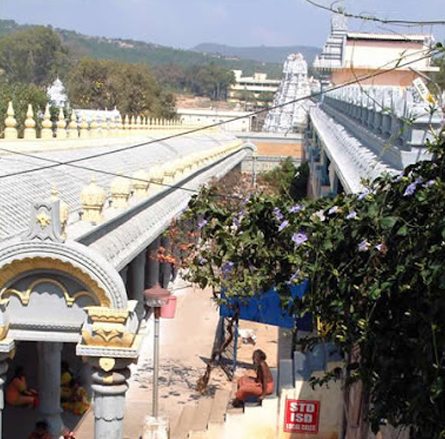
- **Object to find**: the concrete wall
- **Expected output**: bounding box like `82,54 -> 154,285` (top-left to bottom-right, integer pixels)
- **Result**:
277,362 -> 344,439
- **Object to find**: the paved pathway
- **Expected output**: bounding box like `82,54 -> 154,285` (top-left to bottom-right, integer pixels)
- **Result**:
75,282 -> 279,439
76,284 -> 226,439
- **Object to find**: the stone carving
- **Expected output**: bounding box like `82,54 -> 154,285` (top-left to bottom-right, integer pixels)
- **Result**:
4,101 -> 18,140
323,85 -> 443,152
1,277 -> 97,307
41,103 -> 53,139
24,201 -> 63,243
81,178 -> 107,223
110,173 -> 132,209
0,240 -> 127,309
99,357 -> 116,372
81,301 -> 138,348
24,104 -> 37,140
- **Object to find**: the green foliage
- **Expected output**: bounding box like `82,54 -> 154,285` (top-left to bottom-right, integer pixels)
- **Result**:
178,132 -> 445,438
187,65 -> 235,101
154,64 -> 235,100
0,26 -> 70,86
432,47 -> 445,92
0,20 -> 283,79
66,58 -> 176,118
0,78 -> 49,136
192,43 -> 321,66
261,158 -> 309,201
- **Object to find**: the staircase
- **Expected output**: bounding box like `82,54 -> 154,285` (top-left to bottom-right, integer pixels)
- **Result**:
171,343 -> 343,439
171,370 -> 279,439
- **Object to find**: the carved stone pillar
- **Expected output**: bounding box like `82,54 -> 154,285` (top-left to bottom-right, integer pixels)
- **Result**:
159,236 -> 172,289
91,359 -> 131,439
78,304 -> 141,439
145,237 -> 161,289
37,341 -> 64,436
129,251 -> 147,319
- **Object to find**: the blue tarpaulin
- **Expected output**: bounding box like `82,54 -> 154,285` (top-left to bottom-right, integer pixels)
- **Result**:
219,280 -> 312,330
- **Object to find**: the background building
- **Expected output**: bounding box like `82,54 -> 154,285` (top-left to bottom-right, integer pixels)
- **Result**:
228,70 -> 281,108
313,15 -> 438,87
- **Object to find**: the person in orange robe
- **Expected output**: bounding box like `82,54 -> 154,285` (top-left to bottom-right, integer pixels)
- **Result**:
6,366 -> 38,407
234,349 -> 274,406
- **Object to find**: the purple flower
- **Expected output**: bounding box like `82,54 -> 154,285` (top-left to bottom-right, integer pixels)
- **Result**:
292,232 -> 308,246
222,261 -> 234,272
273,207 -> 284,221
403,182 -> 417,196
359,240 -> 370,252
278,220 -> 289,232
346,211 -> 357,220
198,219 -> 208,229
198,257 -> 207,265
394,172 -> 404,183
328,206 -> 338,215
289,270 -> 300,281
357,188 -> 370,201
289,204 -> 302,213
375,243 -> 384,252
424,179 -> 435,188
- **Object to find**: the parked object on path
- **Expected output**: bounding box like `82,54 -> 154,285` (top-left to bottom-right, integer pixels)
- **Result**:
6,366 -> 39,408
233,349 -> 274,406
28,421 -> 51,439
238,328 -> 257,345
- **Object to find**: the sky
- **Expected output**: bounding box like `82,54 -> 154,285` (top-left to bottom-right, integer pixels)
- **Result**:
0,0 -> 444,49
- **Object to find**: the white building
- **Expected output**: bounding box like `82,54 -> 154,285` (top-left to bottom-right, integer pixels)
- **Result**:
177,108 -> 254,132
228,70 -> 281,107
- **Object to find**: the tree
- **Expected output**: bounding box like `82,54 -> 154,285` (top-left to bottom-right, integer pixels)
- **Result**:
172,130 -> 445,438
0,78 -> 50,137
0,26 -> 70,86
66,58 -> 176,118
187,64 -> 235,100
432,47 -> 445,97
261,158 -> 309,201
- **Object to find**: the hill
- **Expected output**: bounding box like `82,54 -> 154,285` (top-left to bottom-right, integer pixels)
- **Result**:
192,43 -> 321,66
0,19 -> 283,78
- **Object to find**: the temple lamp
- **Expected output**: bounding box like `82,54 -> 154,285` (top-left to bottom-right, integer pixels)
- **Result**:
144,283 -> 171,418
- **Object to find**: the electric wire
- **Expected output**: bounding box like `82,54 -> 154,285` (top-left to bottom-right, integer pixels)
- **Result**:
302,0 -> 445,27
0,47 -> 441,199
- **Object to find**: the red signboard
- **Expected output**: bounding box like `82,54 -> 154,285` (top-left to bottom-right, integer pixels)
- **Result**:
284,399 -> 320,434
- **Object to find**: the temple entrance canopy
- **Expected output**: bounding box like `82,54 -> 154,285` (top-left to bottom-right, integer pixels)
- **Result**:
0,201 -> 140,439
0,200 -> 134,344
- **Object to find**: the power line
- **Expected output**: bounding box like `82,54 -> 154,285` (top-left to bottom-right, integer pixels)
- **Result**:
0,47 -> 441,194
302,0 -> 445,27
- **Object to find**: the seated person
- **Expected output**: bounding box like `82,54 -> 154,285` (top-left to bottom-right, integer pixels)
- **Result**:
28,421 -> 52,439
60,362 -> 90,415
6,366 -> 38,408
61,362 -> 74,402
233,349 -> 274,406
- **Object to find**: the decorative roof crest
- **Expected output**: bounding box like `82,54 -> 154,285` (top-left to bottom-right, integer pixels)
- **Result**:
23,201 -> 63,243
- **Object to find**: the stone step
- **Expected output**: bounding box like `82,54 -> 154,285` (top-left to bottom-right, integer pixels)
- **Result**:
206,421 -> 225,439
188,431 -> 207,439
208,389 -> 231,424
189,398 -> 213,432
171,404 -> 196,439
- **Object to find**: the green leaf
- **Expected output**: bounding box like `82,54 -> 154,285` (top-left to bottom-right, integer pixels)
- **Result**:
380,216 -> 398,229
397,225 -> 408,236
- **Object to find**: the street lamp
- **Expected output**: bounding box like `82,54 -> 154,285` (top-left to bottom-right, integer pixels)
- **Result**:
144,283 -> 171,418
